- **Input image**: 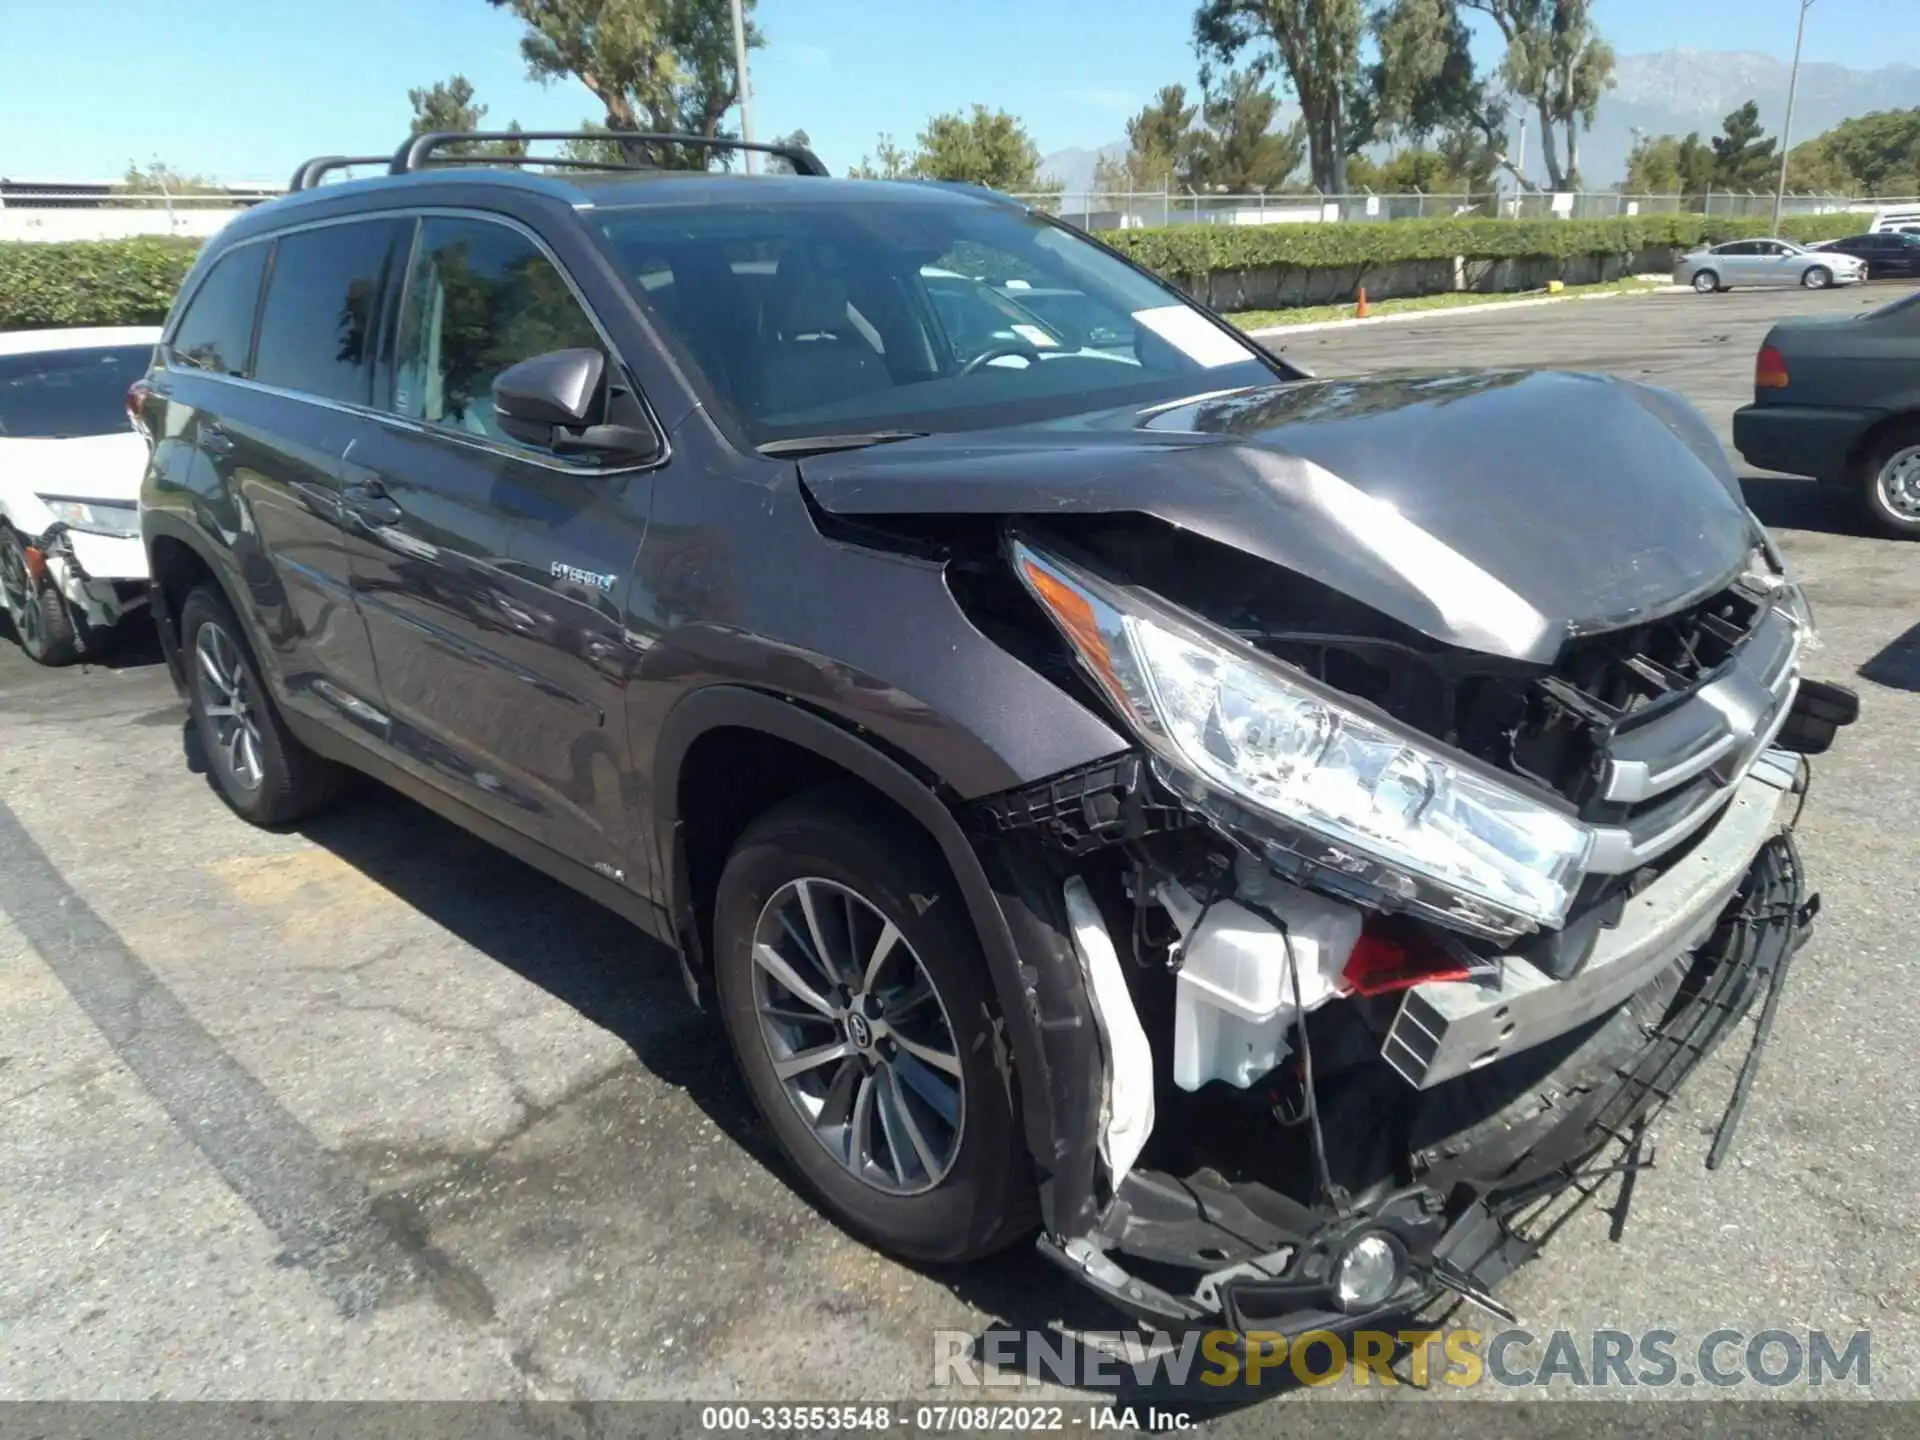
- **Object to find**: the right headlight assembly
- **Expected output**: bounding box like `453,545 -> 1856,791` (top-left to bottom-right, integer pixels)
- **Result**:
1011,539 -> 1592,939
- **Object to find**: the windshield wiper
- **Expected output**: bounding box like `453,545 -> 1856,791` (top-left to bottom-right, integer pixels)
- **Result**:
756,430 -> 930,458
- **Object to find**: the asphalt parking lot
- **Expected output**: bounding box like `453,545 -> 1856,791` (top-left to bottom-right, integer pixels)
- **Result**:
2,283 -> 1917,1419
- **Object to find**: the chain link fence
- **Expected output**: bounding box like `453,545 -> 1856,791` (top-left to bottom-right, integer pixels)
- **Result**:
1008,189 -> 1912,233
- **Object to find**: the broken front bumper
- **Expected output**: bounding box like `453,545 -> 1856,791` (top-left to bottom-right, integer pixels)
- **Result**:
43,529 -> 145,629
1383,749 -> 1803,1088
1038,764 -> 1814,1339
7,525 -> 151,635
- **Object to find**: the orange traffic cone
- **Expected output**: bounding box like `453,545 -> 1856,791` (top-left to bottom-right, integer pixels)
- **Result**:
1355,286 -> 1369,319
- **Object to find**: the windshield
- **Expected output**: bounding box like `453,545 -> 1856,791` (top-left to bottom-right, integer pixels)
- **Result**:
0,345 -> 152,439
592,195 -> 1279,444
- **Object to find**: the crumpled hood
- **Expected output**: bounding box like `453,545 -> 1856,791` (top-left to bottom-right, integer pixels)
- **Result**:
799,370 -> 1756,665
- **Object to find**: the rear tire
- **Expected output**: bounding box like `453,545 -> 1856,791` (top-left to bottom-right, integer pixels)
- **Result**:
712,786 -> 1036,1264
1802,266 -> 1832,290
180,584 -> 345,824
1691,270 -> 1720,294
1856,424 -> 1920,541
0,527 -> 79,666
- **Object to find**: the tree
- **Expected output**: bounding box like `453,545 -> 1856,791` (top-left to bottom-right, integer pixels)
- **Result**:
1194,0 -> 1366,194
407,75 -> 528,155
1622,132 -> 1716,194
1348,144 -> 1483,195
911,106 -> 1051,192
761,127 -> 814,174
558,119 -> 636,165
846,133 -> 912,180
1187,70 -> 1305,191
119,161 -> 221,196
487,0 -> 761,168
1710,101 -> 1778,190
1778,133 -> 1866,195
1796,108 -> 1920,195
1357,0 -> 1510,190
1464,0 -> 1615,189
1094,86 -> 1201,193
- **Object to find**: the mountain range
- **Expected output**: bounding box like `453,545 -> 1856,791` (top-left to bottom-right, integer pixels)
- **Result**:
1040,48 -> 1920,194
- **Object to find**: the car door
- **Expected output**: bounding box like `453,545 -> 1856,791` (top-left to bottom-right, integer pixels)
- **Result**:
346,211 -> 653,879
1711,242 -> 1759,286
147,235 -> 385,730
231,215 -> 412,732
1881,236 -> 1920,278
1749,242 -> 1795,287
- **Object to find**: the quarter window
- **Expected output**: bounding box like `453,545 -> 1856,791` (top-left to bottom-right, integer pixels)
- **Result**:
394,216 -> 603,444
253,219 -> 409,406
169,243 -> 268,376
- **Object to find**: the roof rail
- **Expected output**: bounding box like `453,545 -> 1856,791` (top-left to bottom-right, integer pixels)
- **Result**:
902,179 -> 1027,209
288,155 -> 394,192
389,130 -> 831,178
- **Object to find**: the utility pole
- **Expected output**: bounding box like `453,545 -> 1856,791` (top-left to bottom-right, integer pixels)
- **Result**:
1513,114 -> 1528,216
729,0 -> 755,173
1772,0 -> 1815,232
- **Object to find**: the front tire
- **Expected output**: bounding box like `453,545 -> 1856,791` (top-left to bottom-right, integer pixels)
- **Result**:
1857,425 -> 1920,541
180,584 -> 345,823
1691,269 -> 1720,294
712,788 -> 1036,1263
1802,265 -> 1833,290
0,528 -> 80,666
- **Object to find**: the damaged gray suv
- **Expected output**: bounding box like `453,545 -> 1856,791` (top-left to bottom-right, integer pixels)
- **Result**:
137,131 -> 1858,1339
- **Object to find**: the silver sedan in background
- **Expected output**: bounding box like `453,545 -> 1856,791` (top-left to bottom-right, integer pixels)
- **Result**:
1674,238 -> 1867,293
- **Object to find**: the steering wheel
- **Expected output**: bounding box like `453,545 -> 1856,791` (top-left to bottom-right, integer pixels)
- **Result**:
959,340 -> 1043,374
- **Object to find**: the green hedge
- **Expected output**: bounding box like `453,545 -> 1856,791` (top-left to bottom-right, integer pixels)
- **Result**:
1105,212 -> 1866,287
0,236 -> 201,331
0,210 -> 1874,331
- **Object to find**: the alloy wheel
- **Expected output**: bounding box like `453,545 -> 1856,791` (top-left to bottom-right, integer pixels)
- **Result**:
1876,444 -> 1920,523
749,877 -> 965,1196
0,537 -> 42,654
194,620 -> 265,792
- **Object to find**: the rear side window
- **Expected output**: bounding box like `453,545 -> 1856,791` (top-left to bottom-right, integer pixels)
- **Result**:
0,345 -> 153,438
394,216 -> 602,444
254,219 -> 410,406
169,244 -> 268,376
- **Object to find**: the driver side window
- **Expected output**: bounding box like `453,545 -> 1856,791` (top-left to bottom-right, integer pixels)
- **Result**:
395,216 -> 604,446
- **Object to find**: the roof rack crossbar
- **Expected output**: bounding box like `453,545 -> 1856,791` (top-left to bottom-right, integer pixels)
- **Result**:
288,156 -> 395,192
382,153 -> 667,174
391,130 -> 830,178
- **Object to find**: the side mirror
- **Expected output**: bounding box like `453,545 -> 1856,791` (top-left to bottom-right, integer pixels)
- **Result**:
492,349 -> 660,466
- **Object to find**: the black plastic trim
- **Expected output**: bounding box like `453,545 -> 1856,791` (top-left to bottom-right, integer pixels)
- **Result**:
649,685 -> 1101,1235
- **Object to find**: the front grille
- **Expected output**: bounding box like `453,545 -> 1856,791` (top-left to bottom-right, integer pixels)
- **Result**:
1523,580 -> 1801,876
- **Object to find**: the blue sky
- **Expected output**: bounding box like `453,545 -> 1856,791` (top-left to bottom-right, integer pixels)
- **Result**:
0,0 -> 1907,184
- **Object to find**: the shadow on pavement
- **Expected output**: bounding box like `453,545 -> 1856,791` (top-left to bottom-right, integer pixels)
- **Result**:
1859,621 -> 1920,694
288,781 -> 773,1143
0,610 -> 166,671
254,774 -> 1290,1410
1738,475 -> 1862,537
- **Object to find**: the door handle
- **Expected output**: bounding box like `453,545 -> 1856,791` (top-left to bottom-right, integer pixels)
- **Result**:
342,480 -> 403,527
200,424 -> 234,456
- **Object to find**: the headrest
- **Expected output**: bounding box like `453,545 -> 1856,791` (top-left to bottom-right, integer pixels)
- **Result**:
777,276 -> 850,337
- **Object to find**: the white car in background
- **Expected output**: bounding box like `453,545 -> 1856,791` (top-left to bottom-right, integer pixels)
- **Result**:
0,326 -> 159,664
1673,238 -> 1867,293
